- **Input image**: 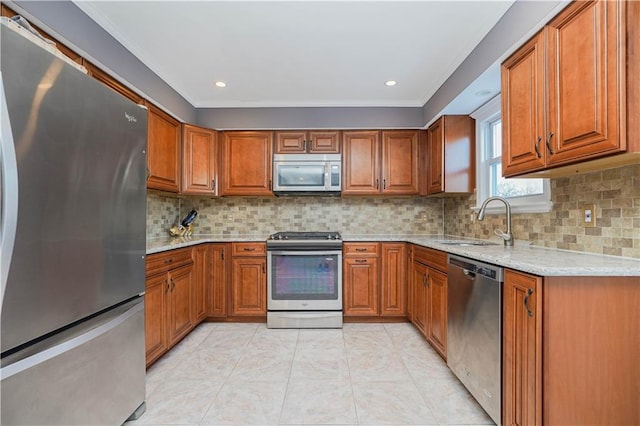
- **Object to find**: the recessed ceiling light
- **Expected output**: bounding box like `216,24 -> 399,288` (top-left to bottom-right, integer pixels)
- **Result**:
385,80 -> 397,87
215,81 -> 227,88
475,89 -> 492,97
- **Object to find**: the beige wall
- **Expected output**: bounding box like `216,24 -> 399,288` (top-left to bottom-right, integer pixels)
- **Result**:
147,163 -> 639,259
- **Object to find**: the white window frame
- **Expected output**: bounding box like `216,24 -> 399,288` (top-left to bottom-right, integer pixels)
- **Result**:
472,95 -> 552,214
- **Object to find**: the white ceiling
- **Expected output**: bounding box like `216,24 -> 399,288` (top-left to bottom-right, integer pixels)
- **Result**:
75,1 -> 515,109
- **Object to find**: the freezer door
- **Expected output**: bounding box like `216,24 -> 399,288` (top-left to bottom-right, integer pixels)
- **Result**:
0,25 -> 147,353
0,298 -> 146,425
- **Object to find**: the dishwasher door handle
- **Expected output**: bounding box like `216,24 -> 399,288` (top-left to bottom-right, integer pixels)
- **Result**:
462,269 -> 476,279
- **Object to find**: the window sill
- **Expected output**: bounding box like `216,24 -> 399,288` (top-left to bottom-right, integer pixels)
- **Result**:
472,201 -> 553,215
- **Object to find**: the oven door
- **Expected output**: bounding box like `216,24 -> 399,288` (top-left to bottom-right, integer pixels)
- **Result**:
267,250 -> 342,311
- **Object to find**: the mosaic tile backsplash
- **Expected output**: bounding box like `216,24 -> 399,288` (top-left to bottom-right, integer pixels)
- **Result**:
147,194 -> 444,239
444,164 -> 640,259
147,163 -> 639,259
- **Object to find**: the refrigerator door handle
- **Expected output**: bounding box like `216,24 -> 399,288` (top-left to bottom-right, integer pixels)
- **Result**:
0,300 -> 143,380
0,71 -> 19,309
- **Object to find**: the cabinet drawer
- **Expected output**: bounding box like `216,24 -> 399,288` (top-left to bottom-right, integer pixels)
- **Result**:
146,248 -> 193,277
412,245 -> 447,272
343,242 -> 380,256
232,242 -> 267,256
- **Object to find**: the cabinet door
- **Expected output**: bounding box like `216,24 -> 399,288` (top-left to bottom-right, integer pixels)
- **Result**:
381,131 -> 419,194
182,124 -> 217,195
503,269 -> 542,426
147,104 -> 181,192
342,131 -> 380,195
380,243 -> 407,316
501,32 -> 546,177
274,131 -> 306,153
308,131 -> 341,153
144,273 -> 168,366
222,131 -> 273,196
191,245 -> 208,324
426,118 -> 444,194
167,264 -> 193,346
546,0 -> 624,166
411,261 -> 428,335
232,257 -> 267,316
343,257 -> 379,316
427,268 -> 447,358
207,244 -> 228,318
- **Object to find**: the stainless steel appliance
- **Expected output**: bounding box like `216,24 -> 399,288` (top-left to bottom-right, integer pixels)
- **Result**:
272,153 -> 341,195
447,254 -> 503,425
267,232 -> 343,328
1,19 -> 147,425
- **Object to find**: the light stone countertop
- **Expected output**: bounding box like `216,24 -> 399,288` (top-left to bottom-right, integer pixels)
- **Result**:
146,234 -> 640,277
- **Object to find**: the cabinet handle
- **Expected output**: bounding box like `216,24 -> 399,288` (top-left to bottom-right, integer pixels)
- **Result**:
422,274 -> 427,287
355,248 -> 367,252
376,179 -> 380,190
170,278 -> 176,291
303,140 -> 307,151
243,247 -> 256,252
269,179 -> 272,190
146,167 -> 151,181
355,259 -> 367,263
262,263 -> 266,273
221,250 -> 224,260
534,136 -> 542,158
163,259 -> 173,264
524,288 -> 534,317
383,179 -> 386,190
165,279 -> 170,293
212,179 -> 216,190
545,132 -> 555,155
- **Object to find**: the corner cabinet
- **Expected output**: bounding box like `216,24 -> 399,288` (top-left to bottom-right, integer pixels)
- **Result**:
221,131 -> 273,196
502,0 -> 640,177
146,104 -> 181,193
503,270 -> 639,425
182,124 -> 218,196
343,242 -> 407,318
342,130 -> 419,195
425,116 -> 475,195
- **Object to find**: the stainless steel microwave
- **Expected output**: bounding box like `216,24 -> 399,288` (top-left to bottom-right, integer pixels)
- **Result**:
272,154 -> 341,196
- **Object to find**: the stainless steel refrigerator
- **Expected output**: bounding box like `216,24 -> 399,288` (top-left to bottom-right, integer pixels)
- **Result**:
1,19 -> 147,425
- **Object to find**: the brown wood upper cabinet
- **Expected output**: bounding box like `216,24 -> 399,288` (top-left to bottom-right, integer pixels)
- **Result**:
425,116 -> 475,196
343,130 -> 419,195
274,131 -> 341,154
502,0 -> 639,178
221,131 -> 273,196
146,104 -> 181,193
182,124 -> 217,196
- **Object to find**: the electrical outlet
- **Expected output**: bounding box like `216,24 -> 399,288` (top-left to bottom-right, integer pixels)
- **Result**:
582,204 -> 596,228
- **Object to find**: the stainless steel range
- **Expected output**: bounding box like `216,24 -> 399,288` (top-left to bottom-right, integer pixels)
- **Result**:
266,232 -> 343,328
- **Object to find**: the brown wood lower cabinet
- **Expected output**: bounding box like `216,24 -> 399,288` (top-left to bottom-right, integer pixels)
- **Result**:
409,245 -> 448,359
231,243 -> 267,318
145,248 -> 196,366
191,245 -> 208,324
503,269 -> 640,425
207,243 -> 229,318
343,242 -> 407,319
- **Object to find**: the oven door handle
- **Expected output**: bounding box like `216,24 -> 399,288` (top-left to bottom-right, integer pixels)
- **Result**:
267,250 -> 343,256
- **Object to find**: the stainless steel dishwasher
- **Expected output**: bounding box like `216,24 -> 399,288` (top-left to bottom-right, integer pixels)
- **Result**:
447,254 -> 503,425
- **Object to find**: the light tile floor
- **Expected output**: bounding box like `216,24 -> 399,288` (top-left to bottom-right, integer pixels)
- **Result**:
127,322 -> 494,426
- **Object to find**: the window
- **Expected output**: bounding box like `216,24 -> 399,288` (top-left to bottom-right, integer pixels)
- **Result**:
472,95 -> 552,213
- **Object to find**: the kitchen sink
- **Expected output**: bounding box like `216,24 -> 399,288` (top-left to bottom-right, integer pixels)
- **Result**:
435,240 -> 499,247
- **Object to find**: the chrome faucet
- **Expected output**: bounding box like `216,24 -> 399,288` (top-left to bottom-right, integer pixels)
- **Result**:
477,196 -> 514,246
